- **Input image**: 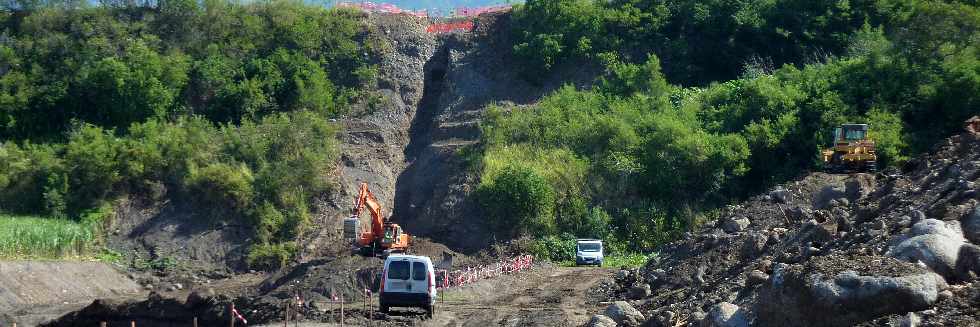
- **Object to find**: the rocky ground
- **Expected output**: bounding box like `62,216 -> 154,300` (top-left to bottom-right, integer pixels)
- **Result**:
594,131 -> 980,327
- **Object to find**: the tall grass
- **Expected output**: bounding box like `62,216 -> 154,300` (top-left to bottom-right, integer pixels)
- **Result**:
0,214 -> 96,259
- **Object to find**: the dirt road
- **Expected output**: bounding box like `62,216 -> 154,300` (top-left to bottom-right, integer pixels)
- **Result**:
253,266 -> 615,327
425,266 -> 613,326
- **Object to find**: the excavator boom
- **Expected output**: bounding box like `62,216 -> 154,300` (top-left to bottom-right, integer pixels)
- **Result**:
347,182 -> 411,256
352,182 -> 385,240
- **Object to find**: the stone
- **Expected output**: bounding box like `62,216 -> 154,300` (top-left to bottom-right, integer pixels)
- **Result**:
722,217 -> 750,233
586,314 -> 617,327
770,188 -> 790,204
174,283 -> 183,290
740,232 -> 769,259
629,283 -> 652,299
701,302 -> 748,327
814,186 -> 847,209
844,175 -> 875,201
604,301 -> 645,327
963,205 -> 980,244
955,243 -> 980,282
938,290 -> 954,302
746,270 -> 768,286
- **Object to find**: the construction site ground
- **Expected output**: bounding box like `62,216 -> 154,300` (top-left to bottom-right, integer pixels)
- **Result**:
250,266 -> 615,327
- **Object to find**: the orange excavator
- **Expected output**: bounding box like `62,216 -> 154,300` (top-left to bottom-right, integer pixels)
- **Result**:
343,182 -> 411,256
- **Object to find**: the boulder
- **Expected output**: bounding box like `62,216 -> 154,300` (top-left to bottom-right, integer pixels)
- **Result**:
722,217 -> 750,233
604,301 -> 645,326
586,314 -> 618,327
888,219 -> 967,280
887,234 -> 964,280
757,259 -> 947,327
809,271 -> 946,310
963,205 -> 980,244
909,219 -> 964,240
700,302 -> 748,327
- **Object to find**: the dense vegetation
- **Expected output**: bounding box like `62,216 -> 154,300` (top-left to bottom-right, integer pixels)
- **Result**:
0,0 -> 376,268
482,0 -> 980,258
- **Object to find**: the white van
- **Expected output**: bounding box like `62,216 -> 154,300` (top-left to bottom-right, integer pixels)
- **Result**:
380,254 -> 437,317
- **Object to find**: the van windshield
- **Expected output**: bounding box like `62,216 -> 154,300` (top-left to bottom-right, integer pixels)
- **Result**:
578,243 -> 601,252
387,261 -> 410,280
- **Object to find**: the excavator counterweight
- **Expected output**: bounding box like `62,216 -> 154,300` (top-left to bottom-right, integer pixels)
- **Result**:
343,183 -> 410,256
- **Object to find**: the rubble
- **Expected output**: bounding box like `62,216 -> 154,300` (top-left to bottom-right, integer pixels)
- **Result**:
619,131 -> 980,326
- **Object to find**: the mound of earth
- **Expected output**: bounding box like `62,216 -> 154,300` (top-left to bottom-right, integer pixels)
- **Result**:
0,261 -> 145,326
609,131 -> 980,326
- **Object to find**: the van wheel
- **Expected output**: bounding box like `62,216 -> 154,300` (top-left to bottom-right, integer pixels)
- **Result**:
380,304 -> 389,314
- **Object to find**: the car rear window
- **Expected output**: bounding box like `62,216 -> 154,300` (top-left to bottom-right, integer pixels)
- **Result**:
412,262 -> 427,281
387,261 -> 410,280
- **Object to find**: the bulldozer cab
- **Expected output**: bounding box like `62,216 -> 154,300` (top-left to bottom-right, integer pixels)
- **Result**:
833,124 -> 869,143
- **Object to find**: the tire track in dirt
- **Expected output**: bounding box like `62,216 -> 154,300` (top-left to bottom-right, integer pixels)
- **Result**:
424,267 -> 614,327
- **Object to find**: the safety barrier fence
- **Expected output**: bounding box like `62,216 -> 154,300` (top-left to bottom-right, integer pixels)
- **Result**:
437,254 -> 534,289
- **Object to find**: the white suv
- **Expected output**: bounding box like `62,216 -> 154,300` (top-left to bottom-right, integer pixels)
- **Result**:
575,239 -> 604,266
380,254 -> 437,317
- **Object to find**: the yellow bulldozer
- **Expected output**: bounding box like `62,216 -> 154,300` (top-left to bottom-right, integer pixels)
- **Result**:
822,124 -> 877,173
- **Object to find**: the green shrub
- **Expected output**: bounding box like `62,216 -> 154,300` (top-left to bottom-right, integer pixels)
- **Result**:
246,242 -> 297,271
528,233 -> 577,262
184,162 -> 255,213
477,165 -> 556,237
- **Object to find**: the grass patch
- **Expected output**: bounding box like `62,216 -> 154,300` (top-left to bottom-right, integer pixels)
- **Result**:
0,214 -> 96,259
558,253 -> 655,269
